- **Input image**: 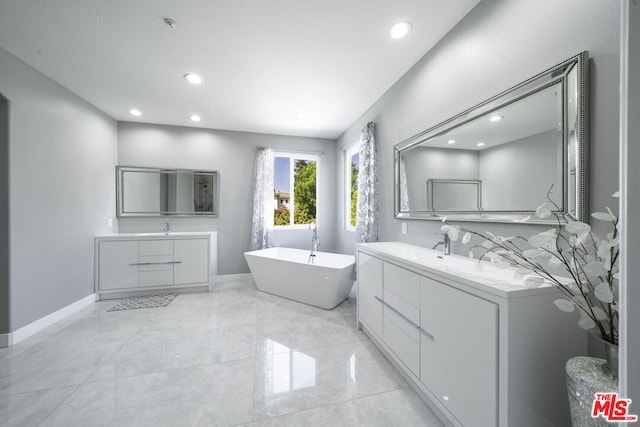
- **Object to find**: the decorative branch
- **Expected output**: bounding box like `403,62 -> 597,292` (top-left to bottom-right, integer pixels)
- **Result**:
442,190 -> 620,345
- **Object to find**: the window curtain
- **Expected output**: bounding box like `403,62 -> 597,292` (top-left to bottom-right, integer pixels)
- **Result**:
355,122 -> 378,243
249,147 -> 274,250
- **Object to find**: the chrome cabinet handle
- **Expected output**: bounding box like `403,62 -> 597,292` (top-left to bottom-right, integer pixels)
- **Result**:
419,327 -> 435,340
374,296 -> 420,329
373,295 -> 436,340
129,261 -> 183,266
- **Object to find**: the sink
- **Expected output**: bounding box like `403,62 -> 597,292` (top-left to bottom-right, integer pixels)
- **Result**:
130,232 -> 206,237
134,232 -> 171,236
358,241 -> 555,293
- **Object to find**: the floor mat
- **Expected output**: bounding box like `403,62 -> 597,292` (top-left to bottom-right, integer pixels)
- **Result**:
107,293 -> 178,311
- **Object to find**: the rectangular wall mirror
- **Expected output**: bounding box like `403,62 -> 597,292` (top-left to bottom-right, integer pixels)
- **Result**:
394,52 -> 588,224
117,166 -> 219,217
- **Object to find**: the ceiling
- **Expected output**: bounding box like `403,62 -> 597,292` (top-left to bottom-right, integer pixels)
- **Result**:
0,0 -> 481,139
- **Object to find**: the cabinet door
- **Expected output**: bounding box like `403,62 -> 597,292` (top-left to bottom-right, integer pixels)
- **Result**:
99,241 -> 138,290
421,276 -> 498,427
357,252 -> 383,338
174,238 -> 209,285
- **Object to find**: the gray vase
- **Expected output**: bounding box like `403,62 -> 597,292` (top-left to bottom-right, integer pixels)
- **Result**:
591,332 -> 618,377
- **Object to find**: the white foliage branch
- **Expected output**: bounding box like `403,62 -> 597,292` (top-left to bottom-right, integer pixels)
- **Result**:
442,189 -> 620,345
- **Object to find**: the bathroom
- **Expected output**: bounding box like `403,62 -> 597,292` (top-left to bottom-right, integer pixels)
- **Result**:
1,0 -> 639,425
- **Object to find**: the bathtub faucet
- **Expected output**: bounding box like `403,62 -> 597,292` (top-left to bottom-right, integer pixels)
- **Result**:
308,222 -> 319,263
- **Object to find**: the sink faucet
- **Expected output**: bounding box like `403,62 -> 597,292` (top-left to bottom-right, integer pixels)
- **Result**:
163,222 -> 171,235
308,222 -> 319,263
432,233 -> 450,255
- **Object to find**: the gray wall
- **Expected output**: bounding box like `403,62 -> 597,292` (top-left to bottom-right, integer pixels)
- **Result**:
0,94 -> 9,334
336,0 -> 620,254
0,47 -> 118,332
117,122 -> 337,275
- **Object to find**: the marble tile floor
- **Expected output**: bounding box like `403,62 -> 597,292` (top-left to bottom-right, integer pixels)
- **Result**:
0,278 -> 444,427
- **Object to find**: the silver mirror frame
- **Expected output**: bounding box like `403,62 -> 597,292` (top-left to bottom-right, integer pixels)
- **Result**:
116,166 -> 219,217
394,52 -> 588,225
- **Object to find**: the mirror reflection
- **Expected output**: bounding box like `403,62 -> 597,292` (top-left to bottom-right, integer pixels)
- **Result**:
402,84 -> 562,212
117,166 -> 219,217
394,52 -> 587,224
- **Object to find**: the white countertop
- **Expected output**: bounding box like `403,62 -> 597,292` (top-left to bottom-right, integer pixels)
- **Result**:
96,231 -> 216,239
357,241 -> 561,298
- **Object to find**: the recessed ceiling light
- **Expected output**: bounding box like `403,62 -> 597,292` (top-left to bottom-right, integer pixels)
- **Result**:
184,73 -> 202,85
129,109 -> 142,117
190,114 -> 201,122
294,112 -> 307,120
390,21 -> 412,39
477,142 -> 486,147
489,115 -> 503,122
163,17 -> 177,29
447,139 -> 456,144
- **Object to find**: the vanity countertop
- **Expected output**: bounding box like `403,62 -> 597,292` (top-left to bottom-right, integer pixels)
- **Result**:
96,231 -> 217,240
358,241 -> 563,299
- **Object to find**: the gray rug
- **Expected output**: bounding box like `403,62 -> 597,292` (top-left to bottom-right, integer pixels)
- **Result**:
107,293 -> 178,311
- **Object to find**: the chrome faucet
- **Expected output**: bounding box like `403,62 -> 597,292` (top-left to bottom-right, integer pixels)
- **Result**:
163,222 -> 171,235
432,233 -> 450,255
308,222 -> 320,263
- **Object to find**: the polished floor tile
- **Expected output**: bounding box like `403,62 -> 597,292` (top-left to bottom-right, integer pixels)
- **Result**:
0,277 -> 442,426
0,386 -> 77,427
252,340 -> 408,419
40,359 -> 255,427
248,388 -> 444,427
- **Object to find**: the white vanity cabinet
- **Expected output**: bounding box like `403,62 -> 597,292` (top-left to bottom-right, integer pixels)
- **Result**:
95,232 -> 216,299
356,242 -> 586,427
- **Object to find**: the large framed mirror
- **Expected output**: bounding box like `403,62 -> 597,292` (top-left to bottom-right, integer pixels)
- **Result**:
394,52 -> 588,224
117,166 -> 219,217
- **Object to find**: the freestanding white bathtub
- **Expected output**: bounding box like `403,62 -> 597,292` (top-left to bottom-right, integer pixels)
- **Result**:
244,247 -> 355,309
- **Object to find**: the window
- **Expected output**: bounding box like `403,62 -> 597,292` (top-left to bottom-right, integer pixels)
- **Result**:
345,142 -> 360,230
273,152 -> 319,227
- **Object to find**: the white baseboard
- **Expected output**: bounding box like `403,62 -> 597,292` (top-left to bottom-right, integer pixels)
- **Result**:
0,294 -> 96,348
214,273 -> 254,284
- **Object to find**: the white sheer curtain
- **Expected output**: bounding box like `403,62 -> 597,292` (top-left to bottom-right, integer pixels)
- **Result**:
355,122 -> 378,243
249,147 -> 274,250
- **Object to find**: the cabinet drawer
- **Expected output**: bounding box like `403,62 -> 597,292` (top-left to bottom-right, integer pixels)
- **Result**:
384,303 -> 420,342
383,262 -> 420,305
139,270 -> 173,287
138,255 -> 175,272
139,240 -> 173,256
384,313 -> 420,376
383,288 -> 420,326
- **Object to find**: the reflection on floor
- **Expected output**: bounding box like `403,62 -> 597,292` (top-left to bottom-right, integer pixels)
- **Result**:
0,277 -> 444,426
